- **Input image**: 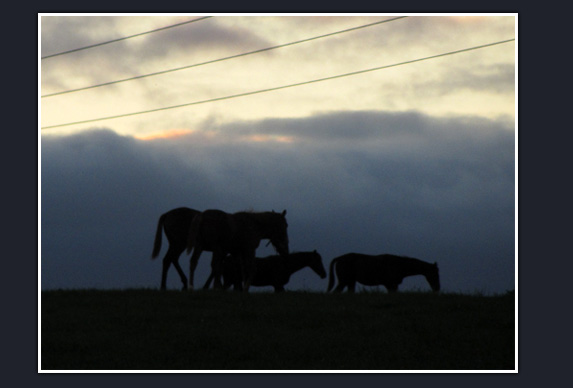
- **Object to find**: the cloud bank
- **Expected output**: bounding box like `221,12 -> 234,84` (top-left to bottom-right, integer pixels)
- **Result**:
41,110 -> 515,293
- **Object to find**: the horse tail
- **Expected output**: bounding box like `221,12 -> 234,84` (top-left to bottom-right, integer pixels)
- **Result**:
327,257 -> 338,292
151,213 -> 166,259
186,212 -> 202,254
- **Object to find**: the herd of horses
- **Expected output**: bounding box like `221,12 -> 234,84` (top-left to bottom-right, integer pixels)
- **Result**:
151,207 -> 441,293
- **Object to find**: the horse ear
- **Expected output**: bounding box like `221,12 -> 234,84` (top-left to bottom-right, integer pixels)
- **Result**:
282,209 -> 287,216
434,262 -> 438,267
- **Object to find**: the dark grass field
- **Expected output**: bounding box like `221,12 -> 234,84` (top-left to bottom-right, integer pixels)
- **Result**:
40,289 -> 515,371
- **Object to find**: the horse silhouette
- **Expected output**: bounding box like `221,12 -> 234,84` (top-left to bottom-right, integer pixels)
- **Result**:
327,253 -> 440,293
186,209 -> 289,291
203,250 -> 327,292
151,207 -> 203,290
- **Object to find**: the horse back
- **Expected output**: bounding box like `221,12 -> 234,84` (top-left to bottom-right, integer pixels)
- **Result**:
252,255 -> 289,287
222,254 -> 288,288
335,253 -> 403,287
231,212 -> 266,249
194,209 -> 236,250
162,207 -> 200,241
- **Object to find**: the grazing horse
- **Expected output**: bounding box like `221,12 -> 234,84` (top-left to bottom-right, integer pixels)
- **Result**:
151,207 -> 202,290
187,209 -> 289,291
327,253 -> 440,293
203,250 -> 327,292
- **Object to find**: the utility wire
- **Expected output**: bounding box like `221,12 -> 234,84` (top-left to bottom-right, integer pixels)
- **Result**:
41,16 -> 408,98
41,38 -> 515,130
41,16 -> 213,60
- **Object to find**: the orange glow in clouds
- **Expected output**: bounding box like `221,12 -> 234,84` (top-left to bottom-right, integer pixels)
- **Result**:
244,134 -> 296,143
134,129 -> 296,144
134,129 -> 193,141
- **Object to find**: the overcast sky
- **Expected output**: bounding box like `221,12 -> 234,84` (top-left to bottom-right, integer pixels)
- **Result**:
40,14 -> 516,293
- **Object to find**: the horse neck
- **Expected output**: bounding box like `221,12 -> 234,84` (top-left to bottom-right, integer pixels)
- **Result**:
237,212 -> 268,234
401,258 -> 434,277
233,212 -> 267,242
283,253 -> 310,275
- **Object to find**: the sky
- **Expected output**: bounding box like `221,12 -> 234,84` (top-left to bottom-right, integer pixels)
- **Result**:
40,13 -> 516,294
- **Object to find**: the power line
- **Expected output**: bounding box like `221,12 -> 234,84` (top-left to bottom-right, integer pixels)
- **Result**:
41,38 -> 515,130
41,16 -> 213,60
41,16 -> 408,98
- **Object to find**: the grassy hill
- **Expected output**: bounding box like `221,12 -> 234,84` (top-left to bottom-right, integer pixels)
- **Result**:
40,289 -> 515,371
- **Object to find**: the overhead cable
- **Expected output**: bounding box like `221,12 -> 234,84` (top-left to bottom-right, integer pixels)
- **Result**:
41,16 -> 213,60
41,38 -> 515,130
41,16 -> 408,98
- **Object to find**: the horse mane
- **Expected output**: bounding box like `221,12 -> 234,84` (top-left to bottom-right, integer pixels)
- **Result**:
236,208 -> 256,214
381,254 -> 436,267
259,250 -> 317,259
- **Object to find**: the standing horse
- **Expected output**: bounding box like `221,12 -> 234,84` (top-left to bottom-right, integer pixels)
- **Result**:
203,250 -> 327,292
151,207 -> 202,290
327,253 -> 440,293
187,209 -> 289,291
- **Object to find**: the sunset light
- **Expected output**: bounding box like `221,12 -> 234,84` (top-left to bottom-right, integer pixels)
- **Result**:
40,13 -> 517,372
40,13 -> 516,299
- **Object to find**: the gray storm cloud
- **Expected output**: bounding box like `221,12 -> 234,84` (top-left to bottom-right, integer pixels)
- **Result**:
41,110 -> 514,293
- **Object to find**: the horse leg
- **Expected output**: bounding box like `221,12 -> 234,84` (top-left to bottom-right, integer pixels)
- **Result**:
211,251 -> 225,289
172,258 -> 188,291
161,257 -> 170,291
202,272 -> 214,290
220,259 -> 233,290
242,250 -> 256,292
386,284 -> 399,293
348,281 -> 356,293
222,276 -> 233,290
160,245 -> 185,290
188,248 -> 203,290
230,258 -> 243,291
233,280 -> 243,291
333,278 -> 348,293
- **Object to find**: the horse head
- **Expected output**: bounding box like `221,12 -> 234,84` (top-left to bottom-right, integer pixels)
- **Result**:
268,210 -> 289,257
426,262 -> 440,292
310,250 -> 327,279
